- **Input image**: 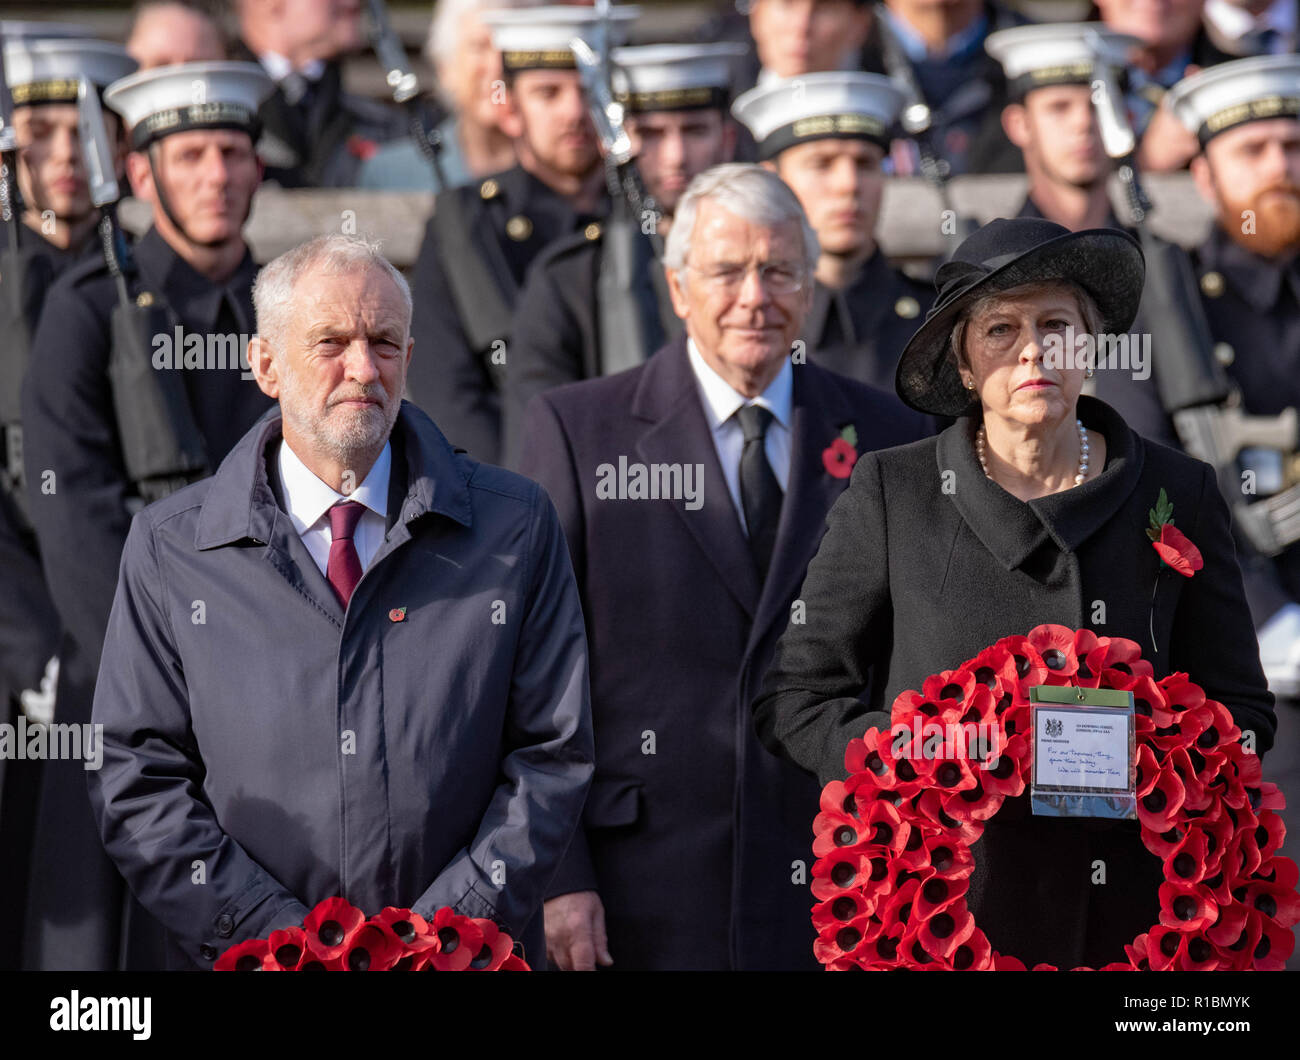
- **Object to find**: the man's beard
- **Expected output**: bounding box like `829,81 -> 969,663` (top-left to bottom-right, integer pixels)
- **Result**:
1219,182 -> 1300,260
278,361 -> 399,471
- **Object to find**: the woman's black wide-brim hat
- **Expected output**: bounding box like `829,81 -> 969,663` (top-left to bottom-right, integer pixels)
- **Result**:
894,217 -> 1146,417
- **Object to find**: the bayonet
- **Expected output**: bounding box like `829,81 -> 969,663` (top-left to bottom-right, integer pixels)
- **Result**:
365,0 -> 447,186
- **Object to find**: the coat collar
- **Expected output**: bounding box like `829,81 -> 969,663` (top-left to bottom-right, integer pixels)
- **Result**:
1199,222 -> 1300,313
936,395 -> 1145,571
134,226 -> 259,334
195,400 -> 472,551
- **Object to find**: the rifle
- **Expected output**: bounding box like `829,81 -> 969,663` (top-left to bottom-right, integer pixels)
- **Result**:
365,0 -> 449,189
79,75 -> 208,502
871,2 -> 976,258
570,2 -> 667,374
1088,35 -> 1300,557
0,30 -> 30,508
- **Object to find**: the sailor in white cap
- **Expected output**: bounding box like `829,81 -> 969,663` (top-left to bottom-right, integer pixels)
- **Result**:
406,4 -> 638,466
986,21 -> 1179,450
730,71 -> 936,396
19,60 -> 278,970
503,41 -> 745,466
1168,56 -> 1300,787
0,30 -> 135,973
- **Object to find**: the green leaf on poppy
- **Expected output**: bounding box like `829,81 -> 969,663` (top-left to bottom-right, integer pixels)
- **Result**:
840,424 -> 858,448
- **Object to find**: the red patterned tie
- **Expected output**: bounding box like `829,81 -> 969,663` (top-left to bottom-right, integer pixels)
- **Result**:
326,500 -> 366,607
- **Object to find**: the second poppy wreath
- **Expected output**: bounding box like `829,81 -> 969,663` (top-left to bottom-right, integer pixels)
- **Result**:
811,625 -> 1299,970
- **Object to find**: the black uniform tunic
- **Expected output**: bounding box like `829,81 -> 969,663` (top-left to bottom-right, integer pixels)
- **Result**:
406,164 -> 607,466
19,226 -> 273,969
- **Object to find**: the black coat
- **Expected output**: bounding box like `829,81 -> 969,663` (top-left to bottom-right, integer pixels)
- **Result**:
518,336 -> 932,969
752,395 -> 1275,968
407,165 -> 607,465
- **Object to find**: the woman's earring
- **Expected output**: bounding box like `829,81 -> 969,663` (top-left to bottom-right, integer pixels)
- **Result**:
1084,367 -> 1095,379
964,378 -> 976,391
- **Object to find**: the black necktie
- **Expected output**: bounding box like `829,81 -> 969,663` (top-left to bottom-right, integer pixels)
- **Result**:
736,403 -> 783,579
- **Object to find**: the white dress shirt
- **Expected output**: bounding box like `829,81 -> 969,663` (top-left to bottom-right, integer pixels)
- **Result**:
686,338 -> 792,536
276,439 -> 390,577
257,51 -> 326,85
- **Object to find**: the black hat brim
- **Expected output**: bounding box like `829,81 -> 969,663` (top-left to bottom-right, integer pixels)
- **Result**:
894,228 -> 1146,417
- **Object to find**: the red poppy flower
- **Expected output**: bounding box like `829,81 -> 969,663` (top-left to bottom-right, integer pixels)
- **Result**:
1165,748 -> 1213,812
822,436 -> 857,478
215,937 -> 274,971
1145,925 -> 1193,971
1163,826 -> 1211,886
1152,524 -> 1203,577
1085,636 -> 1153,682
815,912 -> 879,963
852,727 -> 925,798
267,926 -> 308,970
915,901 -> 976,960
1137,760 -> 1186,832
913,788 -> 986,845
912,868 -> 968,921
949,928 -> 993,970
1122,933 -> 1151,970
347,135 -> 378,160
921,834 -> 976,881
813,890 -> 872,935
1242,856 -> 1300,927
426,908 -> 484,971
1116,673 -> 1174,728
992,954 -> 1028,970
980,732 -> 1028,798
341,923 -> 401,971
370,906 -> 435,953
990,634 -> 1048,697
1159,672 -> 1206,714
499,952 -> 531,970
1158,881 -> 1217,932
303,897 -> 366,960
465,919 -> 516,970
943,775 -> 1004,822
963,643 -> 1018,698
1026,624 -> 1079,679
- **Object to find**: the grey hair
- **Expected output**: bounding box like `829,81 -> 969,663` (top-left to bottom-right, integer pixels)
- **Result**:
663,163 -> 820,277
252,234 -> 412,353
950,278 -> 1103,376
425,0 -> 540,82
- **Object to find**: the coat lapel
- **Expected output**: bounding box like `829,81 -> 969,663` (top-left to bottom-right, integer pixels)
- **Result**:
633,339 -> 762,618
747,365 -> 854,652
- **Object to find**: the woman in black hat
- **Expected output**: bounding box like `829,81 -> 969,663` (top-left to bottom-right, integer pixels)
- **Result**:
751,217 -> 1276,968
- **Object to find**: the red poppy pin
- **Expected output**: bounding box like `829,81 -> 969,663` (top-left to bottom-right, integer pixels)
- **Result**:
823,425 -> 859,479
347,135 -> 378,161
389,607 -> 407,623
1146,489 -> 1203,578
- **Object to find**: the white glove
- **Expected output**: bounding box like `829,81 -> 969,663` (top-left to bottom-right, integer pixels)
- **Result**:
18,655 -> 59,727
1257,604 -> 1300,699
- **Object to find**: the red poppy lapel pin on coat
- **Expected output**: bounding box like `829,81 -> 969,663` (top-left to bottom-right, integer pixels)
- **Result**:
823,425 -> 859,479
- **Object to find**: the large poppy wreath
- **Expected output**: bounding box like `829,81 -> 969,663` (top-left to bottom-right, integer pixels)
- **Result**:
810,625 -> 1299,970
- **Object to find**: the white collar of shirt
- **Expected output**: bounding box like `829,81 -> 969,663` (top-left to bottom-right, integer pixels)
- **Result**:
259,51 -> 325,84
1205,0 -> 1295,40
277,439 -> 390,536
881,6 -> 988,62
686,337 -> 792,434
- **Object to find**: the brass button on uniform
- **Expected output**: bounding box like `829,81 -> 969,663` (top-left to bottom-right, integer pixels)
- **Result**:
584,222 -> 601,241
506,214 -> 533,241
1200,270 -> 1225,298
1213,341 -> 1235,366
894,296 -> 920,319
479,178 -> 499,200
136,291 -> 155,307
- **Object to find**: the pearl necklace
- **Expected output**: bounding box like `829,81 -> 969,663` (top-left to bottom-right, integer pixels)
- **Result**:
977,419 -> 1089,488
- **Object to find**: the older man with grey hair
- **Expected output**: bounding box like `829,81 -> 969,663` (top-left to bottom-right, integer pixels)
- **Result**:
517,163 -> 930,970
87,233 -> 594,970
